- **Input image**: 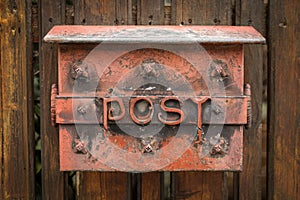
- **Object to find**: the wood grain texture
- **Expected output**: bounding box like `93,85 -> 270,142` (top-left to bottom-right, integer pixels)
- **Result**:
135,2 -> 165,198
170,1 -> 233,199
116,0 -> 129,25
240,45 -> 263,200
235,0 -> 266,199
0,0 -> 35,199
73,1 -> 131,199
74,0 -> 116,25
74,0 -> 129,25
39,1 -> 70,199
171,0 -> 232,25
77,172 -> 129,200
140,172 -> 163,200
235,0 -> 266,37
137,0 -> 164,25
172,172 -> 227,200
268,0 -> 300,199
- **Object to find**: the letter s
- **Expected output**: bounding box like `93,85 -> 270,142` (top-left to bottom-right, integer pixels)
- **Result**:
158,97 -> 184,125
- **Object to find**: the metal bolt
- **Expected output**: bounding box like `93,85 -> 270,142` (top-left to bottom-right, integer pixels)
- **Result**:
141,137 -> 159,153
71,61 -> 89,81
210,60 -> 229,80
77,105 -> 87,115
213,104 -> 222,115
143,144 -> 153,153
73,139 -> 88,154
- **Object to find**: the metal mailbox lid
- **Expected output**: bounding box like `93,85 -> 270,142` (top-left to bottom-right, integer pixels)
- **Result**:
44,25 -> 265,44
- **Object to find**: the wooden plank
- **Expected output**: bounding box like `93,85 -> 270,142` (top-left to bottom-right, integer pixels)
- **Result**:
140,172 -> 163,200
73,1 -> 132,199
235,0 -> 266,199
268,0 -> 300,199
171,0 -> 232,25
136,2 -> 165,198
74,0 -> 132,25
235,0 -> 266,36
172,172 -> 227,200
137,0 -> 164,25
0,56 -> 1,199
170,1 -> 233,199
74,0 -> 116,25
0,0 -> 35,199
116,0 -> 128,25
77,172 -> 129,199
240,45 -> 263,200
39,1 -> 70,199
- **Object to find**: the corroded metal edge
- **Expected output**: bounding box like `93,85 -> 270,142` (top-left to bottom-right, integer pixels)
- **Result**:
50,84 -> 58,127
44,26 -> 266,44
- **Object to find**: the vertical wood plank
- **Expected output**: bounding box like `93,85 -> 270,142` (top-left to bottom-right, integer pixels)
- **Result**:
0,0 -> 35,199
135,2 -> 165,199
235,1 -> 266,199
240,45 -> 263,200
170,1 -> 233,199
73,1 -> 132,199
77,172 -> 129,200
127,0 -> 134,25
39,1 -> 70,199
172,172 -> 227,200
268,0 -> 300,199
77,171 -> 129,200
137,0 -> 164,25
235,0 -> 266,36
171,0 -> 232,25
74,0 -> 116,25
140,172 -> 163,200
116,0 -> 128,25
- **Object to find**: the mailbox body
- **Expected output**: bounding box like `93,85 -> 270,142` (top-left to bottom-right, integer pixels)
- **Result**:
45,26 -> 265,172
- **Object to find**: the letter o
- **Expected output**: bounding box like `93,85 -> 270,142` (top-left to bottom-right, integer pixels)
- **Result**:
129,97 -> 154,125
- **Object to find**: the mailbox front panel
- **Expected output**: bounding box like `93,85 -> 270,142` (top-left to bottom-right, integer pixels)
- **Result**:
54,43 -> 247,171
45,25 -> 266,172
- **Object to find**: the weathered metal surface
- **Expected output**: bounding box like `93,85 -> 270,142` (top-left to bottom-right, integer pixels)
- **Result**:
54,96 -> 249,125
57,44 -> 245,96
244,83 -> 252,129
51,84 -> 58,127
59,125 -> 243,171
44,26 -> 266,44
44,26 -> 259,172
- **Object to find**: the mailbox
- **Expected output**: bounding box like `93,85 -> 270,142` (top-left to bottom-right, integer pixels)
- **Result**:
44,26 -> 265,171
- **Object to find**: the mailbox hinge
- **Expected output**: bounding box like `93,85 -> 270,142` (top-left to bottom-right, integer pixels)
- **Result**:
245,83 -> 252,129
51,84 -> 58,126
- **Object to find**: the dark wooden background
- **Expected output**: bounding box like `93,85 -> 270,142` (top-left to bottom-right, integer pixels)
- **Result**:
0,0 -> 299,199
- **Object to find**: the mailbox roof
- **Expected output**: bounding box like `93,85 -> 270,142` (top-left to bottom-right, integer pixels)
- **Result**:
44,26 -> 265,44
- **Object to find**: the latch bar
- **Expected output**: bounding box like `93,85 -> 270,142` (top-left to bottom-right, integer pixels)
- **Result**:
53,95 -> 249,125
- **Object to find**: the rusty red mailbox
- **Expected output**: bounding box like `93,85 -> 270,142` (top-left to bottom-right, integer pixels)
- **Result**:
44,26 -> 265,172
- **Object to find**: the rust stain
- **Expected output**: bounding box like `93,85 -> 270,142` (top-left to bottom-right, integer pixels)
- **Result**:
45,26 -> 257,172
50,84 -> 57,127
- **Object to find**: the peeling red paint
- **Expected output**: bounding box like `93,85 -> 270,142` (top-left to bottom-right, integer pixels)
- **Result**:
45,26 -> 258,172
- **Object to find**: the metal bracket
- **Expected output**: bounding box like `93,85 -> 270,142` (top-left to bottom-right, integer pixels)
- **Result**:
244,83 -> 252,129
51,84 -> 57,127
